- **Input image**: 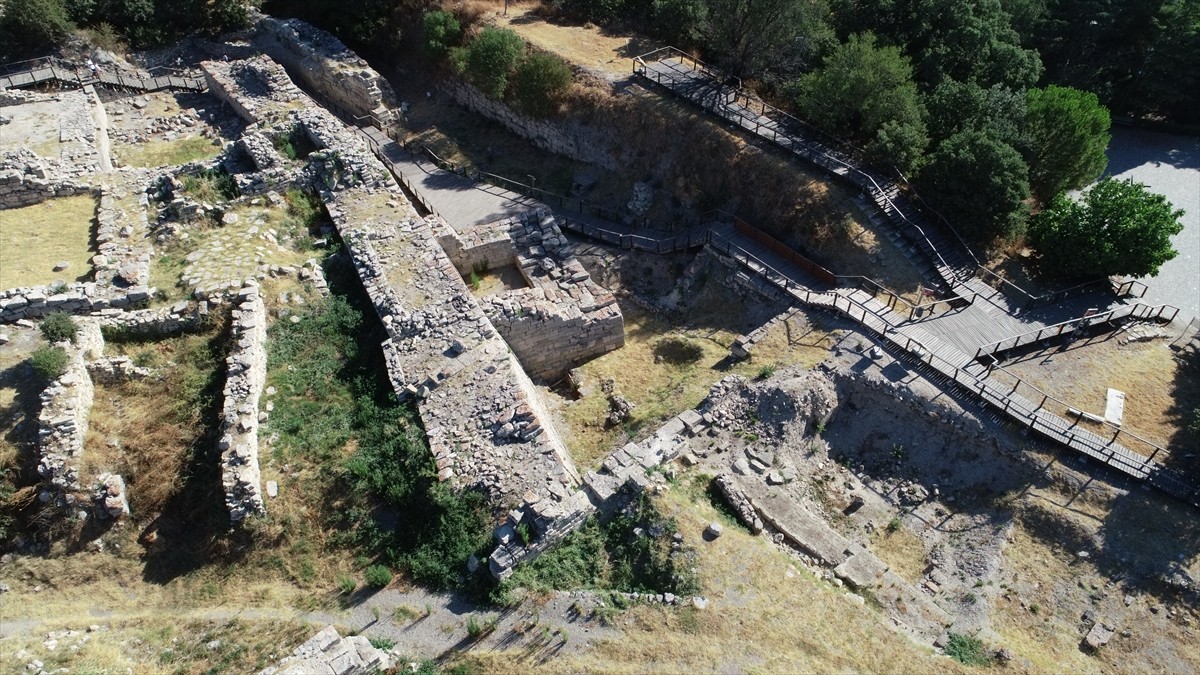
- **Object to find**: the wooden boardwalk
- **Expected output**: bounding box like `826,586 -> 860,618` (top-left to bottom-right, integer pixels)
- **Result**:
349,96 -> 1197,507
0,59 -> 205,93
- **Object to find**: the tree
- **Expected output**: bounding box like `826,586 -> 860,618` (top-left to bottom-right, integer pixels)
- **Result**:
1024,85 -> 1111,200
924,78 -> 1027,148
451,27 -> 525,99
919,129 -> 1030,244
1028,178 -> 1184,278
705,0 -> 834,77
793,33 -> 928,172
422,9 -> 461,58
512,52 -> 573,117
650,0 -> 710,46
0,0 -> 74,59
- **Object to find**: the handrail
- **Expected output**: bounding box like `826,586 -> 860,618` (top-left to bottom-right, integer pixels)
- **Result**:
973,301 -> 1182,361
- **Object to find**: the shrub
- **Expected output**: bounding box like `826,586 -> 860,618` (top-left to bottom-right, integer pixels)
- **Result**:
30,346 -> 69,382
422,9 -> 461,58
368,636 -> 395,650
337,575 -> 357,595
364,564 -> 393,588
40,311 -> 78,344
466,614 -> 498,640
511,52 -> 573,117
455,27 -> 525,99
944,632 -> 993,666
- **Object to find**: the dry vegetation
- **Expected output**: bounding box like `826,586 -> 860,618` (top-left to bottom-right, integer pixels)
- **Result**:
1001,336 -> 1194,452
0,195 -> 97,289
494,4 -> 661,79
465,481 -> 962,673
556,277 -> 835,469
116,135 -> 223,169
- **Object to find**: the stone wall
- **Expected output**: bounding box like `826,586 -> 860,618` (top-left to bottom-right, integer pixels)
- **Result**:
254,16 -> 398,129
0,151 -> 88,210
259,625 -> 392,675
36,322 -> 103,512
433,211 -> 625,381
441,79 -> 618,170
217,285 -> 268,522
94,301 -> 209,337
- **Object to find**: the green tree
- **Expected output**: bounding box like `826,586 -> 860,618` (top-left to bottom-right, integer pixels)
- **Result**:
794,33 -> 928,172
705,0 -> 835,77
0,0 -> 74,58
1028,178 -> 1184,278
650,0 -> 710,46
452,27 -> 525,99
1024,85 -> 1111,200
924,78 -> 1027,148
511,52 -> 573,116
919,129 -> 1030,244
421,9 -> 461,58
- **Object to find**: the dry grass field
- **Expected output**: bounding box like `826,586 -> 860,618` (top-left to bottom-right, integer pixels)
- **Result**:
0,195 -> 97,289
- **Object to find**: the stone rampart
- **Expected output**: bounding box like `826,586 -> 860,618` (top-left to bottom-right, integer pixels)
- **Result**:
36,322 -> 103,511
254,16 -> 398,128
0,151 -> 88,209
217,285 -> 268,522
441,79 -> 617,170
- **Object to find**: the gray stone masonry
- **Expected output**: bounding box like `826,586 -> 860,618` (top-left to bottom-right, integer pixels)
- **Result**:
442,79 -> 617,170
36,322 -> 103,513
218,285 -> 268,522
259,625 -> 393,675
202,54 -> 584,514
0,150 -> 88,209
254,15 -> 398,130
93,301 -> 210,337
432,210 -> 624,381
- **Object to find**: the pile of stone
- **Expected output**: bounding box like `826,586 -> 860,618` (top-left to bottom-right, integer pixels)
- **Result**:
714,474 -> 763,533
93,180 -> 154,293
259,625 -> 392,675
217,285 -> 268,522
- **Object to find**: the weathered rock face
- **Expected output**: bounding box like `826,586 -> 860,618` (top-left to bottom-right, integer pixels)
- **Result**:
441,79 -> 618,170
218,286 -> 268,522
259,625 -> 392,675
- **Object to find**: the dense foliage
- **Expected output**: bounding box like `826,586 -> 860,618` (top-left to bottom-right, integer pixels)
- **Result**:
511,52 -> 573,116
919,130 -> 1031,244
793,33 -> 927,173
0,0 -> 256,58
450,26 -> 525,99
30,346 -> 70,382
39,311 -> 79,344
267,268 -> 490,591
421,8 -> 460,58
1028,178 -> 1184,278
1025,85 -> 1111,199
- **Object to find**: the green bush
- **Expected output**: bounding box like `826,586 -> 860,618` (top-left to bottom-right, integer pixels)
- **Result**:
0,0 -> 74,59
944,632 -> 993,666
40,311 -> 78,344
454,27 -> 525,99
364,564 -> 393,588
337,575 -> 357,595
30,346 -> 69,382
511,52 -> 573,117
422,9 -> 461,58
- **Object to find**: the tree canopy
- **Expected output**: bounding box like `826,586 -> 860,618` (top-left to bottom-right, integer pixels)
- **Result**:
1024,85 -> 1111,200
1028,178 -> 1184,279
919,130 -> 1031,244
793,33 -> 928,172
450,27 -> 526,99
511,52 -> 574,117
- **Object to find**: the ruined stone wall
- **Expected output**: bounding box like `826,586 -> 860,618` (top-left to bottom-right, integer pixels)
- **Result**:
441,79 -> 618,170
94,301 -> 209,337
0,151 -> 88,209
486,299 -> 624,381
218,285 -> 268,522
254,16 -> 398,128
36,322 -> 104,511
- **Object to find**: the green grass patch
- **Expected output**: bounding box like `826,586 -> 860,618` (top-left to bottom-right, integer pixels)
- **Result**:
945,632 -> 993,666
501,493 -> 700,598
264,258 -> 490,591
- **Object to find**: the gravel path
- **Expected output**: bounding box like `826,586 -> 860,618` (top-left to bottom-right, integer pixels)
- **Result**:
1103,127 -> 1200,323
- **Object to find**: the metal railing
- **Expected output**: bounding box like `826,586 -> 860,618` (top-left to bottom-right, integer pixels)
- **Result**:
973,302 -> 1181,362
